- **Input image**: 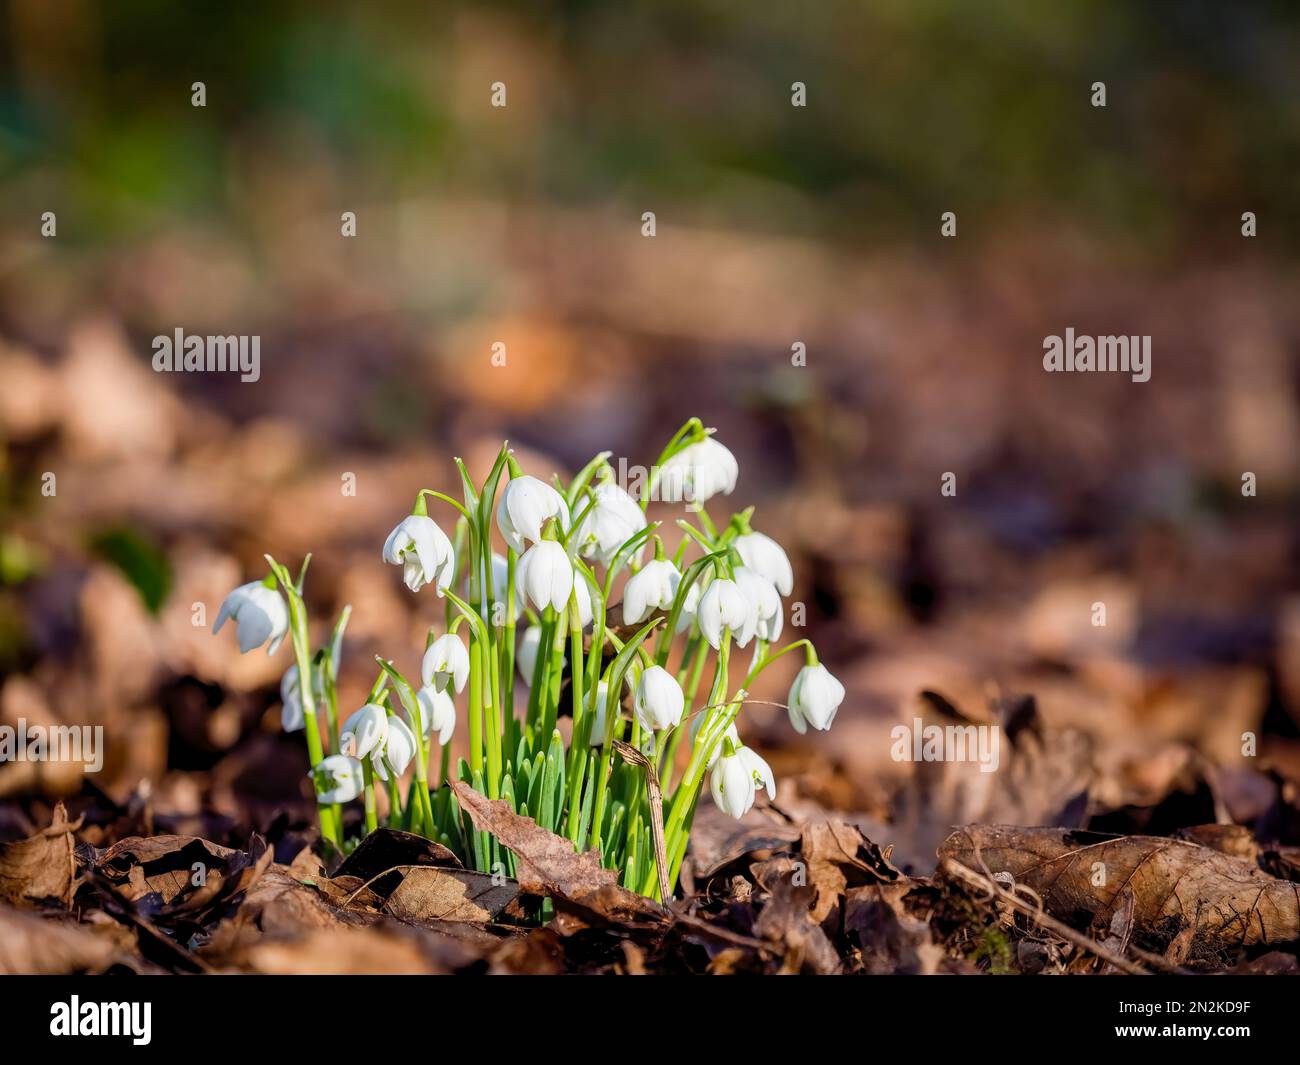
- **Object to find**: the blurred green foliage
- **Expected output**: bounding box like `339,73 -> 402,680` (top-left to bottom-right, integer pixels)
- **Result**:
1,0 -> 1296,250
89,526 -> 171,614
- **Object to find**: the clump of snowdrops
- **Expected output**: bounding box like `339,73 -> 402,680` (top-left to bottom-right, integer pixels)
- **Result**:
213,418 -> 844,900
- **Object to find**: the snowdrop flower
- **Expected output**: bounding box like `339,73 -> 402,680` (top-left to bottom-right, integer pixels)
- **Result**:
497,475 -> 569,554
710,744 -> 776,819
383,514 -> 455,593
674,580 -> 702,635
413,685 -> 457,746
422,633 -> 469,693
787,663 -> 845,734
734,530 -> 793,596
279,665 -> 305,732
574,482 -> 646,565
697,577 -> 755,649
214,580 -> 289,655
734,566 -> 782,642
373,715 -> 417,780
657,436 -> 738,504
312,755 -> 364,804
340,703 -> 389,759
623,558 -> 681,625
572,574 -> 594,628
490,553 -> 521,620
587,680 -> 611,746
633,665 -> 684,731
517,625 -> 566,684
515,540 -> 574,614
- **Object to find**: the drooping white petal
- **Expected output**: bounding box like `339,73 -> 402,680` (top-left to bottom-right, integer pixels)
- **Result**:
788,663 -> 845,732
657,436 -> 739,504
575,482 -> 646,565
213,581 -> 290,656
413,685 -> 457,746
422,633 -> 470,693
340,703 -> 389,759
383,515 -> 455,593
709,748 -> 756,819
497,475 -> 569,553
587,680 -> 611,746
633,665 -> 684,731
374,715 -> 417,780
737,746 -> 777,802
313,755 -> 364,804
515,541 -> 573,614
279,665 -> 305,732
622,559 -> 681,625
734,530 -> 794,597
696,577 -> 752,650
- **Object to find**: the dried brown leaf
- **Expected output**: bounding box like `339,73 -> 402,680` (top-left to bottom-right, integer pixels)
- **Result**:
0,801 -> 80,907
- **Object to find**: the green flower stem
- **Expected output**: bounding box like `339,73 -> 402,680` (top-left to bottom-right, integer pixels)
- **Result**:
362,759 -> 378,834
266,555 -> 341,852
383,762 -> 403,829
563,597 -> 587,841
503,549 -> 517,724
744,638 -> 813,687
640,417 -> 702,513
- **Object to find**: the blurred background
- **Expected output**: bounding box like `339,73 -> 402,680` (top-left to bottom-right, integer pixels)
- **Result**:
1,1 -> 1299,868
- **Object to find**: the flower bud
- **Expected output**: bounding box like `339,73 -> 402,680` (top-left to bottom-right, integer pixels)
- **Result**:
787,663 -> 845,733
633,665 -> 684,731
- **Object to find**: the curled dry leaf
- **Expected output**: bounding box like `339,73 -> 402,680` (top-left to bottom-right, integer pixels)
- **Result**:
0,801 -> 80,907
450,780 -> 667,928
799,820 -> 900,923
0,903 -> 142,974
940,825 -> 1300,955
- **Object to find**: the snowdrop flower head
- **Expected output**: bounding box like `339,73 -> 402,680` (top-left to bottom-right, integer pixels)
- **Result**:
517,625 -> 566,685
623,558 -> 681,625
691,717 -> 740,769
340,703 -> 389,759
497,475 -> 569,554
214,580 -> 289,655
787,662 -> 845,734
422,633 -> 469,694
674,580 -> 702,635
697,577 -> 755,649
575,482 -> 646,565
515,540 -> 574,614
633,665 -> 684,731
279,664 -> 305,732
657,436 -> 738,504
709,742 -> 776,819
490,553 -> 521,620
383,513 -> 455,594
733,530 -> 793,597
413,684 -> 457,746
312,755 -> 364,805
373,714 -> 417,780
734,566 -> 782,642
588,680 -> 611,746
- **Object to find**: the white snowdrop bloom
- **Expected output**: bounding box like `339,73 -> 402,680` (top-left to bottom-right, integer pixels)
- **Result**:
421,633 -> 469,694
373,714 -> 417,780
588,680 -> 611,746
413,684 -> 457,746
697,577 -> 755,649
572,575 -> 594,628
656,436 -> 738,504
734,566 -> 782,642
497,475 -> 569,554
515,541 -> 574,614
622,559 -> 681,625
313,755 -> 364,805
574,482 -> 646,565
214,580 -> 289,655
787,663 -> 846,734
490,553 -> 521,620
340,703 -> 389,759
674,580 -> 702,635
516,625 -> 565,685
383,514 -> 455,594
633,665 -> 684,731
279,665 -> 305,732
709,745 -> 776,819
733,530 -> 793,596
